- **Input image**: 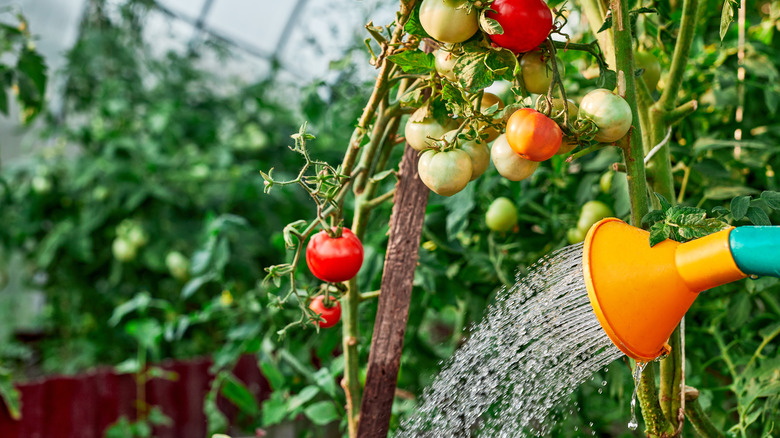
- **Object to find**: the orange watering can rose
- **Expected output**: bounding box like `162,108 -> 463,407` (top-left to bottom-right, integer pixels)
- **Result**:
582,218 -> 780,361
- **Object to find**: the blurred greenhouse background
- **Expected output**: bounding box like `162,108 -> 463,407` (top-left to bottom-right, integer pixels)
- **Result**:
0,0 -> 778,437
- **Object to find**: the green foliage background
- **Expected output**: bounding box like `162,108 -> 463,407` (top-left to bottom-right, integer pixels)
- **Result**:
0,0 -> 778,436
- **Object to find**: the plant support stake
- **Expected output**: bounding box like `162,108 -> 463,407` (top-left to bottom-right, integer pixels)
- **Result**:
357,144 -> 429,437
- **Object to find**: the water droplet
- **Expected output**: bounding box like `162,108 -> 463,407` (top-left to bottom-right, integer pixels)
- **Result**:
601,380 -> 607,386
597,388 -> 603,394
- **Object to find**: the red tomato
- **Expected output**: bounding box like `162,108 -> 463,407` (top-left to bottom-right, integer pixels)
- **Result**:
505,108 -> 562,161
486,0 -> 553,54
309,295 -> 342,329
306,227 -> 364,283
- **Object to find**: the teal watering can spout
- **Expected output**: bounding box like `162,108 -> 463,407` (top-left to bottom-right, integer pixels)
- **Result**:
729,227 -> 780,277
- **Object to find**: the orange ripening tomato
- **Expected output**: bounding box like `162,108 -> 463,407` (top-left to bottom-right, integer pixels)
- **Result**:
505,108 -> 563,162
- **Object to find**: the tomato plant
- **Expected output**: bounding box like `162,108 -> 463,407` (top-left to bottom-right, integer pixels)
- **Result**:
309,295 -> 342,329
418,148 -> 473,196
505,108 -> 562,161
485,0 -> 553,54
306,228 -> 364,283
490,134 -> 540,181
419,0 -> 479,44
578,89 -> 633,143
485,197 -> 518,232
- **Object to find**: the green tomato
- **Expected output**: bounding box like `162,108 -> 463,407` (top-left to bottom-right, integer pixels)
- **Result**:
567,227 -> 587,244
418,148 -> 472,196
435,48 -> 458,82
405,107 -> 454,151
490,134 -> 540,181
165,251 -> 190,281
634,51 -> 661,91
126,226 -> 148,248
520,51 -> 562,95
486,197 -> 518,232
578,89 -> 633,143
576,200 -> 614,233
112,238 -> 137,262
31,176 -> 52,194
419,0 -> 479,44
600,171 -> 614,194
445,130 -> 490,181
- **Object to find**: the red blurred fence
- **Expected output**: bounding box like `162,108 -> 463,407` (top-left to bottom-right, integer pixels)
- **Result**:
0,356 -> 269,438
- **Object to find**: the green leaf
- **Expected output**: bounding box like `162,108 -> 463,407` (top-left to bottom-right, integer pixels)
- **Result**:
704,186 -> 760,200
287,386 -> 320,413
369,169 -> 395,183
181,273 -> 217,299
597,15 -> 613,33
404,4 -> 430,39
649,222 -> 671,247
746,206 -> 771,226
761,191 -> 780,210
641,210 -> 665,226
654,193 -> 672,212
596,68 -> 617,90
730,195 -> 751,220
109,292 -> 152,326
456,50 -> 495,92
479,9 -> 503,35
387,50 -> 434,75
259,360 -> 286,391
313,367 -> 339,399
16,49 -> 47,97
720,0 -> 737,41
303,401 -> 340,426
221,374 -> 260,416
444,183 -> 476,238
0,370 -> 20,420
261,391 -> 288,426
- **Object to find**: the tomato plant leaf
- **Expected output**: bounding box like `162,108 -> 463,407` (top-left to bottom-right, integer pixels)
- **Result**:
596,68 -> 617,90
479,9 -> 503,35
0,369 -> 20,421
260,391 -> 288,426
455,50 -> 496,92
704,186 -> 760,200
597,14 -> 612,33
746,206 -> 771,226
760,191 -> 780,210
654,192 -> 672,212
730,195 -> 751,220
641,210 -> 665,226
303,401 -> 340,426
387,49 -> 434,75
259,360 -> 285,391
221,374 -> 260,416
649,222 -> 671,247
720,0 -> 738,41
404,4 -> 430,39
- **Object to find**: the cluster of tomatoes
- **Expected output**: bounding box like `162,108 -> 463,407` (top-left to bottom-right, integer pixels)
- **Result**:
304,227 -> 364,328
408,0 -> 635,197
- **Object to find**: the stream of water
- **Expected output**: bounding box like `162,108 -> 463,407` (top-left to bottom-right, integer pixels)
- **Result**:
396,244 -> 624,437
